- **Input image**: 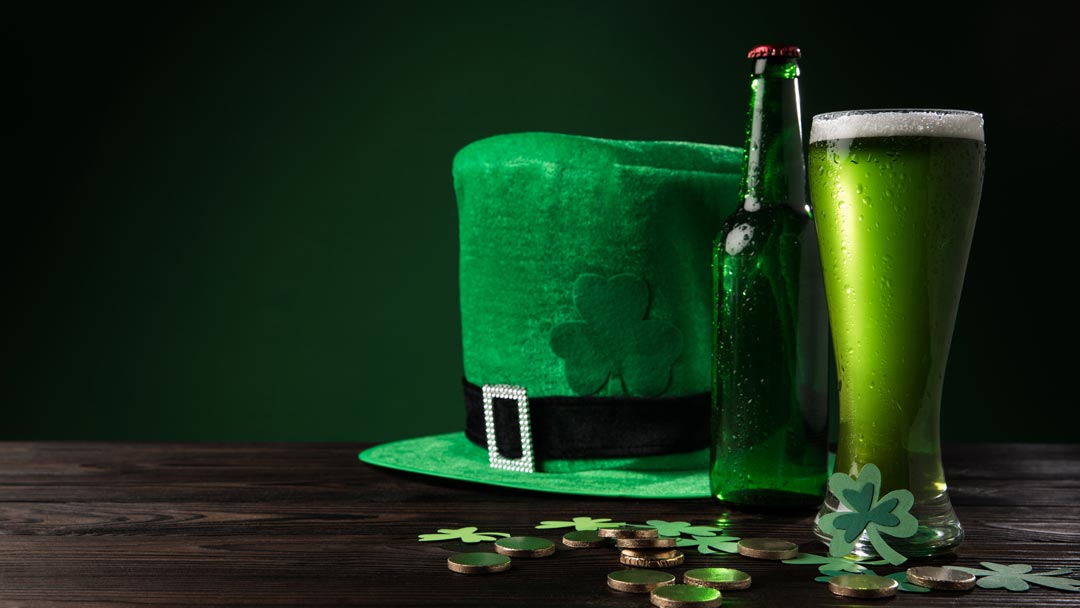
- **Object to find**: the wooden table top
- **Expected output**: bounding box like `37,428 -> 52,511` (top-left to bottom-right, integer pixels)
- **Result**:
0,442 -> 1077,606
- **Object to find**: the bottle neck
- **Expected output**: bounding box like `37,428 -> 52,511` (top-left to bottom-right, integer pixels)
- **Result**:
738,57 -> 807,214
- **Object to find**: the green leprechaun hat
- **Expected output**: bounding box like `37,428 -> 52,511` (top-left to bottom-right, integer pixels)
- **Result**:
360,132 -> 742,498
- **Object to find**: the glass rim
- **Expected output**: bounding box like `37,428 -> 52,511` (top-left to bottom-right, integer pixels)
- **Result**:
812,108 -> 982,122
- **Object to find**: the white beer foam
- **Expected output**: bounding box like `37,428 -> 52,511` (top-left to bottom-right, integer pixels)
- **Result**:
810,110 -> 983,143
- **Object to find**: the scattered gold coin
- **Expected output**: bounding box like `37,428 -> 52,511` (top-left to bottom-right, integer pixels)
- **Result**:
684,567 -> 752,590
621,550 -> 685,568
906,566 -> 977,591
827,574 -> 899,598
650,583 -> 722,608
616,537 -> 677,549
736,538 -> 799,560
621,548 -> 679,560
607,569 -> 676,593
598,526 -> 660,539
446,552 -> 511,574
562,529 -> 611,548
493,536 -> 555,558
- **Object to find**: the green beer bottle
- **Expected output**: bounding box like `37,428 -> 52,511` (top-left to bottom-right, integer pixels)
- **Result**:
710,44 -> 828,509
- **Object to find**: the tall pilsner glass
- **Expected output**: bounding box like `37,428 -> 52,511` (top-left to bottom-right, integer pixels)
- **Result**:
808,110 -> 984,556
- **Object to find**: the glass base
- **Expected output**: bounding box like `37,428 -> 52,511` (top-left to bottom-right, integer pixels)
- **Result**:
813,488 -> 964,558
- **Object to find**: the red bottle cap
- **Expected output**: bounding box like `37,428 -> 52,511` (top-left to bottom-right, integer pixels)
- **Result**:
747,45 -> 801,59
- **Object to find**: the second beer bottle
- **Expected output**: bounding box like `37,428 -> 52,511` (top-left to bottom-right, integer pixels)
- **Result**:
710,44 -> 828,509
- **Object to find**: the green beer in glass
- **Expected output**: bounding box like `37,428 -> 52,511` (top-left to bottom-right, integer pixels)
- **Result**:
808,109 -> 984,556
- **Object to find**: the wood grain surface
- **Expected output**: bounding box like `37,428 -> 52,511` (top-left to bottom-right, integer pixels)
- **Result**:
1,442 -> 1077,606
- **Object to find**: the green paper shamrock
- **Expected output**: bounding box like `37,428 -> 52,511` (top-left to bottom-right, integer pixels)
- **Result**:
818,463 -> 917,565
644,520 -> 725,538
814,570 -> 848,583
535,516 -> 625,531
945,563 -> 1080,592
675,534 -> 741,554
417,526 -> 510,543
782,552 -> 889,574
550,273 -> 683,396
812,569 -> 930,593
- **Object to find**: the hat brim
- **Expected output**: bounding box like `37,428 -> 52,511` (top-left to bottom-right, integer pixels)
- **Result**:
359,432 -> 711,499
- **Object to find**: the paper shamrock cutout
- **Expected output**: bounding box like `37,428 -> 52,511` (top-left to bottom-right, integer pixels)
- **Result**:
535,516 -> 625,531
813,569 -> 930,593
550,273 -> 683,396
676,535 -> 741,554
945,563 -> 1080,592
418,526 -> 510,543
818,463 -> 917,565
644,520 -> 725,538
782,552 -> 889,574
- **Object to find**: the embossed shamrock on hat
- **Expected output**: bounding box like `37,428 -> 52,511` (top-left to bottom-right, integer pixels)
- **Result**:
360,132 -> 741,498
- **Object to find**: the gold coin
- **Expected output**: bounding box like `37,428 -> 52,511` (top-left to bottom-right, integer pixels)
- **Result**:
650,583 -> 722,608
607,569 -> 676,593
906,566 -> 977,591
493,536 -> 555,558
622,548 -> 679,560
621,550 -> 685,568
562,529 -> 612,548
827,574 -> 899,598
598,526 -> 660,539
446,552 -> 511,574
616,537 -> 677,549
684,567 -> 752,590
736,538 -> 799,560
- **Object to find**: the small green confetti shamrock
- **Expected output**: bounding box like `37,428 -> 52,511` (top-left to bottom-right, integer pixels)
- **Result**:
818,463 -> 917,565
417,526 -> 510,543
782,552 -> 888,574
549,273 -> 683,396
945,563 -> 1080,592
812,569 -> 929,593
675,535 -> 741,554
644,520 -> 725,538
535,516 -> 625,531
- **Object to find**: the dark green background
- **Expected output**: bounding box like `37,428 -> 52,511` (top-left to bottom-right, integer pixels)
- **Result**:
8,2 -> 1076,441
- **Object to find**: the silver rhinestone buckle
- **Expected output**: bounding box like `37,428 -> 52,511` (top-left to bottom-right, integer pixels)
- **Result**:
481,384 -> 535,473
